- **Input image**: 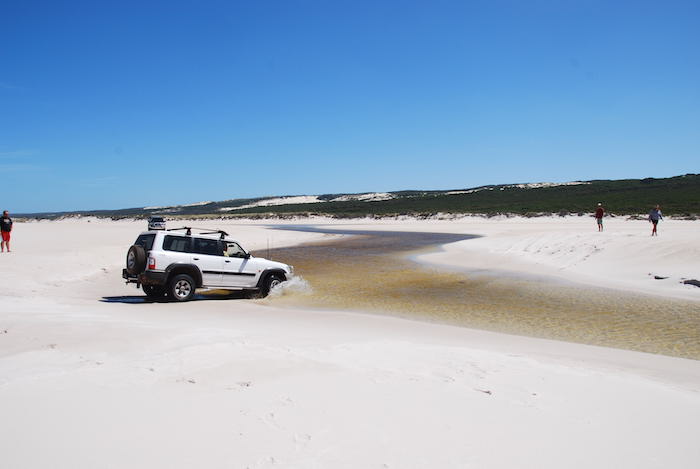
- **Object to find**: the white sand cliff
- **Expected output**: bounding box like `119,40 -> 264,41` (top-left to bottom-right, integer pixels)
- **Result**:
0,217 -> 698,468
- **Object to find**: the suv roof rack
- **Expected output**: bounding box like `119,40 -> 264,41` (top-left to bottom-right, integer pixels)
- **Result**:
166,226 -> 229,239
166,226 -> 193,235
200,230 -> 230,240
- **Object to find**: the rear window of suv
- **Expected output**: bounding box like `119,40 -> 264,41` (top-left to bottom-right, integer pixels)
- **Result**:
163,235 -> 191,253
134,233 -> 156,251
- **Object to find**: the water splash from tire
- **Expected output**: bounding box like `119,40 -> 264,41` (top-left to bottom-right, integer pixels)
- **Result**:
269,275 -> 313,298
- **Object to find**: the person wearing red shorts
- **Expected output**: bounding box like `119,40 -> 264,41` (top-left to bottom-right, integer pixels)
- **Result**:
1,210 -> 12,252
595,203 -> 605,231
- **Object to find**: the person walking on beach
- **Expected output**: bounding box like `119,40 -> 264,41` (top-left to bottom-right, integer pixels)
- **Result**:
648,205 -> 663,236
0,210 -> 12,252
595,203 -> 605,231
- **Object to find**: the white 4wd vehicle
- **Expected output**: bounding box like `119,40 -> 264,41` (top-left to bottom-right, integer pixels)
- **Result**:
147,216 -> 166,230
122,227 -> 293,301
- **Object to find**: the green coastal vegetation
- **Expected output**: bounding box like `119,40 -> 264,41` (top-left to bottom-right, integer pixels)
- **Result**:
19,173 -> 700,219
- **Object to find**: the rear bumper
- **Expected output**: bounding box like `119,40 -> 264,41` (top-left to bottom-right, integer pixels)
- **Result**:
123,269 -> 167,286
122,268 -> 137,283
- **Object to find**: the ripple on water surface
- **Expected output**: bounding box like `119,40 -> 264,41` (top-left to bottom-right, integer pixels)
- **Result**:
257,227 -> 700,360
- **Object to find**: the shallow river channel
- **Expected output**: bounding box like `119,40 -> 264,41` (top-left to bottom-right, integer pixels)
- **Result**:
256,226 -> 700,360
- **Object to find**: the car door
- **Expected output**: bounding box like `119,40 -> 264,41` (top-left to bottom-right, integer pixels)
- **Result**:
221,241 -> 258,288
191,237 -> 225,287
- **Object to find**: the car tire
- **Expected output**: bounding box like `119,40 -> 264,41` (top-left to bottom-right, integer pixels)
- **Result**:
168,274 -> 196,302
260,274 -> 284,298
142,284 -> 165,299
126,245 -> 147,275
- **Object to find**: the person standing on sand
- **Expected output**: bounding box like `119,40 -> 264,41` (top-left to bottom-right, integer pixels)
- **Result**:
1,210 -> 12,252
595,203 -> 605,231
648,205 -> 663,236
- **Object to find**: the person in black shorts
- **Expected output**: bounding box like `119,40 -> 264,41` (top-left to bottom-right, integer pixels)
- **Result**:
648,205 -> 663,236
1,210 -> 12,252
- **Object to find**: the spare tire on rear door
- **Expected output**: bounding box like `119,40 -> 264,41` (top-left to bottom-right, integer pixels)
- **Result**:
126,245 -> 147,275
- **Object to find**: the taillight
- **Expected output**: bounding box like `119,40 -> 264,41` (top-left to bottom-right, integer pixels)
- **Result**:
148,257 -> 156,270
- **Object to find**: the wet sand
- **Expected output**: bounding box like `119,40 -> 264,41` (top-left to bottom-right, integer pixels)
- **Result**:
262,226 -> 700,360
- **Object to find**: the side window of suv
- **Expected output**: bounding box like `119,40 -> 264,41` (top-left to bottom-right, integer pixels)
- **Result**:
163,235 -> 191,253
224,242 -> 247,258
193,237 -> 223,256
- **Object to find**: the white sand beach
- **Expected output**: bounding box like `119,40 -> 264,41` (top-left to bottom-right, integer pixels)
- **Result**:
1,217 -> 699,468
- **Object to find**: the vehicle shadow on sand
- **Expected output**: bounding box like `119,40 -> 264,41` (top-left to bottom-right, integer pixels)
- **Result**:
100,291 -> 250,304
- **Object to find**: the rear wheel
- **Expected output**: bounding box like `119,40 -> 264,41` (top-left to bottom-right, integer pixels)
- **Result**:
142,284 -> 165,299
168,274 -> 196,302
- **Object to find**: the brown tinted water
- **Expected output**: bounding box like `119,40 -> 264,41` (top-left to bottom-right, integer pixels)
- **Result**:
256,226 -> 700,360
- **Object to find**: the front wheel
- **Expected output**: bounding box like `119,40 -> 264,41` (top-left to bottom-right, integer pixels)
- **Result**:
260,274 -> 284,298
168,274 -> 196,302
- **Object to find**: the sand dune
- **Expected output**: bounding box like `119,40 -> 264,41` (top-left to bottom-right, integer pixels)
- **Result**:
0,217 -> 698,468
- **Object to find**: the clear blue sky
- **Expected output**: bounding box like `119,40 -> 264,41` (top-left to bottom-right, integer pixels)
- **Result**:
2,0 -> 698,213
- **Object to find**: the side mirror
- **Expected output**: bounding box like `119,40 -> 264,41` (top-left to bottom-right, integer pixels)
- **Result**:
244,252 -> 251,259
